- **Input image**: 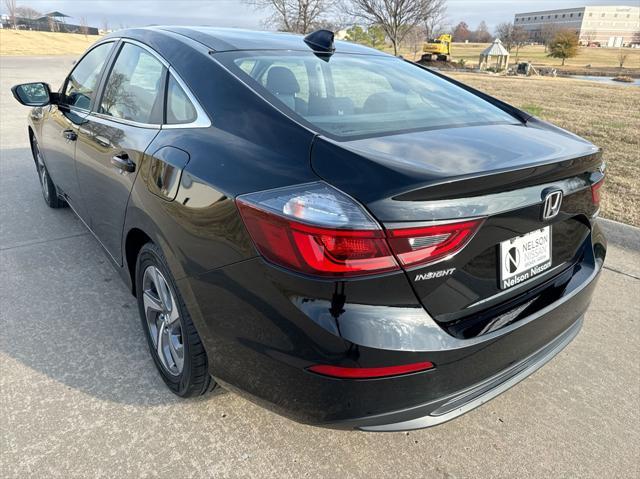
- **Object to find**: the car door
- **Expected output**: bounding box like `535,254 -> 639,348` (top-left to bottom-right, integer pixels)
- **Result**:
75,41 -> 165,264
40,41 -> 116,219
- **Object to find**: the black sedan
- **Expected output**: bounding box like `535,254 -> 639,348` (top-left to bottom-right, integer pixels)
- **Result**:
12,27 -> 606,431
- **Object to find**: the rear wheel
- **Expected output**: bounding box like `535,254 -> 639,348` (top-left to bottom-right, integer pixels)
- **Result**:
31,137 -> 65,208
135,242 -> 215,397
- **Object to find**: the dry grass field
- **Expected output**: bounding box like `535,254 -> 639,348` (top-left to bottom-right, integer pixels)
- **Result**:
0,30 -> 101,56
396,43 -> 640,75
450,42 -> 640,69
447,72 -> 640,226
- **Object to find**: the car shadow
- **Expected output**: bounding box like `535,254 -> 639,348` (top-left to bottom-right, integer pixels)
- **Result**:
0,148 -> 227,405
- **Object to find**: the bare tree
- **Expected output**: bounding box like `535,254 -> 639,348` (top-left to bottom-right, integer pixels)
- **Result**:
345,0 -> 443,56
48,16 -> 59,32
4,0 -> 17,28
472,20 -> 492,43
248,0 -> 335,33
540,23 -> 559,51
403,25 -> 427,60
101,18 -> 109,34
79,16 -> 89,38
512,25 -> 528,63
617,49 -> 629,69
15,5 -> 41,19
495,22 -> 515,51
101,72 -> 138,119
422,0 -> 446,40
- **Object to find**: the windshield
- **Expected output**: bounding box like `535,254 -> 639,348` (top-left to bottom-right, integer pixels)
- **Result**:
216,51 -> 518,139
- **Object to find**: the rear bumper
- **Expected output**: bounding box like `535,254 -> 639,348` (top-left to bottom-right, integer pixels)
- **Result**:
184,226 -> 603,430
338,316 -> 582,431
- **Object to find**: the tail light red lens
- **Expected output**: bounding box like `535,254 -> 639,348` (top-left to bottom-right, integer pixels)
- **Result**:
591,177 -> 604,207
237,201 -> 399,277
307,361 -> 434,379
386,219 -> 484,268
237,182 -> 483,277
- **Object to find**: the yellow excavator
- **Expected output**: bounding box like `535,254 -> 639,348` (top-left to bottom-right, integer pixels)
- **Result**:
421,34 -> 452,62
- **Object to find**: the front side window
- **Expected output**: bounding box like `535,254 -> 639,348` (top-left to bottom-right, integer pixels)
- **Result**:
64,42 -> 113,110
220,52 -> 517,139
100,43 -> 165,124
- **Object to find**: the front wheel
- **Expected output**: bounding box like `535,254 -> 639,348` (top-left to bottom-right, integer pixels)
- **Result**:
135,242 -> 215,397
31,137 -> 65,209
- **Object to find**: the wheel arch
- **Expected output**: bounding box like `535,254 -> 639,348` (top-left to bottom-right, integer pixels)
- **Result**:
121,204 -> 188,296
122,216 -> 213,379
28,126 -> 37,166
124,227 -> 152,296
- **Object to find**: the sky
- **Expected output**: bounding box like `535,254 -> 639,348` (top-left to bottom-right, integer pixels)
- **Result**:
3,0 -> 634,32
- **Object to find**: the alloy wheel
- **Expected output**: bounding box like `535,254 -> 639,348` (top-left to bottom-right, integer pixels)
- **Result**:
142,265 -> 184,376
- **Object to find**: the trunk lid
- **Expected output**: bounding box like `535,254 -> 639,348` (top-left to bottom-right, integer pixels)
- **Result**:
311,122 -> 603,336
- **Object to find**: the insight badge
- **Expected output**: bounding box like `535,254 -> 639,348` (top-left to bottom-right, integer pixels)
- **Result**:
414,268 -> 456,282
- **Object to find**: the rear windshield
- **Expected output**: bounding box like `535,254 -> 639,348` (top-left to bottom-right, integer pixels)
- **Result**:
216,51 -> 518,139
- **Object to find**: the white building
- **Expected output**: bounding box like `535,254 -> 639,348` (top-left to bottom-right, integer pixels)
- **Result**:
514,5 -> 640,47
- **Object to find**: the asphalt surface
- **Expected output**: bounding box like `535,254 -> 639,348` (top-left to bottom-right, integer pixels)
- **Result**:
1,55 -> 639,478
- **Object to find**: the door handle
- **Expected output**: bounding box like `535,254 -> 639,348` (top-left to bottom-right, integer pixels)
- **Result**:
110,153 -> 136,173
63,129 -> 77,141
95,135 -> 111,148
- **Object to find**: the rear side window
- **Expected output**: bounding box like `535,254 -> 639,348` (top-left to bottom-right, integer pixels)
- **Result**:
63,42 -> 113,110
166,75 -> 197,124
221,52 -> 518,138
100,43 -> 165,124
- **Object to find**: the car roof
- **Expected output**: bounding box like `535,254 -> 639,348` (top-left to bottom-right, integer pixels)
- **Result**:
120,26 -> 390,56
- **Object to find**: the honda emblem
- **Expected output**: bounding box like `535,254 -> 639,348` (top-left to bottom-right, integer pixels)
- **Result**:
541,190 -> 563,221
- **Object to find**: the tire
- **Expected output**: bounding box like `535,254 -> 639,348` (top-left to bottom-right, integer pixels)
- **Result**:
135,242 -> 215,397
31,137 -> 66,209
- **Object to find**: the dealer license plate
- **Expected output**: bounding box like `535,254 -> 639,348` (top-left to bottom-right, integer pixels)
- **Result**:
499,226 -> 552,290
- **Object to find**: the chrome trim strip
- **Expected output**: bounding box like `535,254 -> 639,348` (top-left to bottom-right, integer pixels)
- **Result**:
89,112 -> 162,129
120,38 -> 169,67
359,316 -> 583,431
384,216 -> 485,229
467,262 -> 567,308
377,176 -> 590,223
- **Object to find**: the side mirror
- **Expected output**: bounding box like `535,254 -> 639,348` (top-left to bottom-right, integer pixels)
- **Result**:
11,82 -> 54,107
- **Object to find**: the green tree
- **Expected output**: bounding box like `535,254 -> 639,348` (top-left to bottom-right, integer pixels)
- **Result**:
367,25 -> 386,49
547,30 -> 579,66
345,24 -> 387,50
345,25 -> 369,44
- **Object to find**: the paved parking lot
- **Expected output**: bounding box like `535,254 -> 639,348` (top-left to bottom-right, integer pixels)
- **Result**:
1,56 -> 639,478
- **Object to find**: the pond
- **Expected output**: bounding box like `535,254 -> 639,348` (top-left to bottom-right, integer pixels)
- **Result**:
568,75 -> 640,87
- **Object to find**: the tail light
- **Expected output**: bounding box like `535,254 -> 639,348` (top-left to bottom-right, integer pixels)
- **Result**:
386,220 -> 483,268
236,183 -> 399,277
237,182 -> 482,278
307,361 -> 434,379
591,177 -> 604,207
